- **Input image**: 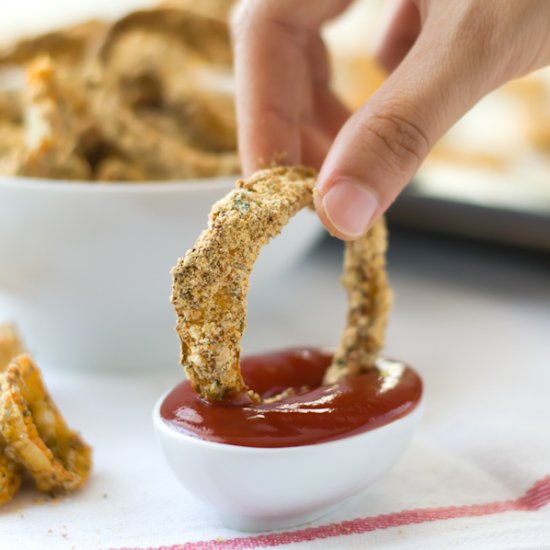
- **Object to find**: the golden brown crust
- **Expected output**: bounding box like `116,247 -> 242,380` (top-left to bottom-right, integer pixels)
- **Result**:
0,324 -> 25,506
0,90 -> 25,173
0,7 -> 239,182
98,8 -> 232,66
0,323 -> 25,372
0,355 -> 92,494
95,156 -> 149,183
0,90 -> 23,125
0,20 -> 107,67
171,166 -> 392,401
323,218 -> 391,384
171,166 -> 316,400
15,57 -> 91,180
0,446 -> 22,506
168,92 -> 237,153
159,0 -> 235,22
95,24 -> 238,175
90,83 -> 239,180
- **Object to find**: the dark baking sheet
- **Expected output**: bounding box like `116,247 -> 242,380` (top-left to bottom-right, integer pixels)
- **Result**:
388,176 -> 550,251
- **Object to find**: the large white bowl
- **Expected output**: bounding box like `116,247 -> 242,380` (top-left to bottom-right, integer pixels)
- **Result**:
0,176 -> 323,370
154,392 -> 423,532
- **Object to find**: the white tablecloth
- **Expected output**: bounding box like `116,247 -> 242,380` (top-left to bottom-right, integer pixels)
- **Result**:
1,233 -> 549,550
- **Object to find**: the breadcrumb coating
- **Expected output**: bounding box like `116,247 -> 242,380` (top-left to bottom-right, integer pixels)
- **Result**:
0,323 -> 25,373
172,166 -> 392,401
0,355 -> 92,494
172,166 -> 316,400
323,218 -> 391,384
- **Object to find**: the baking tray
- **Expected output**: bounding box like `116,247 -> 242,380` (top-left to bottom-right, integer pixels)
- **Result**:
387,166 -> 550,251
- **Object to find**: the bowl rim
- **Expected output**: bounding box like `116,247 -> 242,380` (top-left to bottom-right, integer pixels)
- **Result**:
153,384 -> 424,455
0,174 -> 238,194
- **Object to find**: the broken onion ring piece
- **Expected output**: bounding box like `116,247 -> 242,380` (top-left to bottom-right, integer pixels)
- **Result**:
0,355 -> 92,493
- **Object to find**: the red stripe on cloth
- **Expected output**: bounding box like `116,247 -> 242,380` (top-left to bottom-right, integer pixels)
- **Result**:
118,475 -> 550,550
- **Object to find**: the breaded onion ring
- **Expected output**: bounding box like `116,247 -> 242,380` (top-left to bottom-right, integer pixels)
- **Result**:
323,219 -> 391,384
0,355 -> 92,493
171,166 -> 391,401
0,21 -> 106,67
0,90 -> 23,125
91,85 -> 239,180
17,57 -> 91,180
98,8 -> 232,66
0,324 -> 25,505
0,323 -> 25,372
159,0 -> 235,22
94,27 -> 239,178
0,447 -> 22,506
171,166 -> 316,401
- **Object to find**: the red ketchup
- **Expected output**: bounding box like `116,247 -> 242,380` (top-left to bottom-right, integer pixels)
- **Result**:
160,347 -> 422,448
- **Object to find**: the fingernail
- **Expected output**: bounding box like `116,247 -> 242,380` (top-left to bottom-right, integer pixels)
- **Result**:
321,180 -> 378,239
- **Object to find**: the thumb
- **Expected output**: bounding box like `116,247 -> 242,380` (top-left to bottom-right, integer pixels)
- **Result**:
314,24 -> 497,240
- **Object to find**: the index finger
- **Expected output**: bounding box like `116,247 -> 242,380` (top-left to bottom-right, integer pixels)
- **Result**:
231,0 -> 351,175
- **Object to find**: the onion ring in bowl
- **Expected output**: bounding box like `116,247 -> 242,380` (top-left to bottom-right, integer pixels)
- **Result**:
0,355 -> 92,493
171,166 -> 391,402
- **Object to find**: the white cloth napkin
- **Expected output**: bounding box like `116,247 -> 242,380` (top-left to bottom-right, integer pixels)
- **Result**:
0,365 -> 548,550
1,238 -> 549,550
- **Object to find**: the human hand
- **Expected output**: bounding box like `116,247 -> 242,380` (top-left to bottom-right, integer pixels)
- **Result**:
231,0 -> 550,239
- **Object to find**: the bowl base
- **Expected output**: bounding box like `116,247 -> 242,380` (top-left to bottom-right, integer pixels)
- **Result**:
218,500 -> 346,532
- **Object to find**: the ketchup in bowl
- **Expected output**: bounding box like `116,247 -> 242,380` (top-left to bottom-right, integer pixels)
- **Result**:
160,347 -> 422,448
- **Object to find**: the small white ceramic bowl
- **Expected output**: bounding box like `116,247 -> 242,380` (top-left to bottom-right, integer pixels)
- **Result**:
153,392 -> 423,532
0,176 -> 323,371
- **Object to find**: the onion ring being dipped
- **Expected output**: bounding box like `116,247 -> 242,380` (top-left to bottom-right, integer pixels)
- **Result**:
323,218 -> 391,384
0,355 -> 92,493
171,166 -> 316,401
171,166 -> 392,402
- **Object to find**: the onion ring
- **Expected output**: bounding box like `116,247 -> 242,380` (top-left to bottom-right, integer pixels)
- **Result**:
91,84 -> 239,180
159,0 -> 235,22
0,323 -> 24,372
98,8 -> 232,67
16,57 -> 91,180
171,166 -> 391,401
94,26 -> 239,178
0,446 -> 22,506
1,7 -> 239,181
0,21 -> 106,67
323,218 -> 391,384
171,166 -> 316,401
0,355 -> 92,493
0,324 -> 25,505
